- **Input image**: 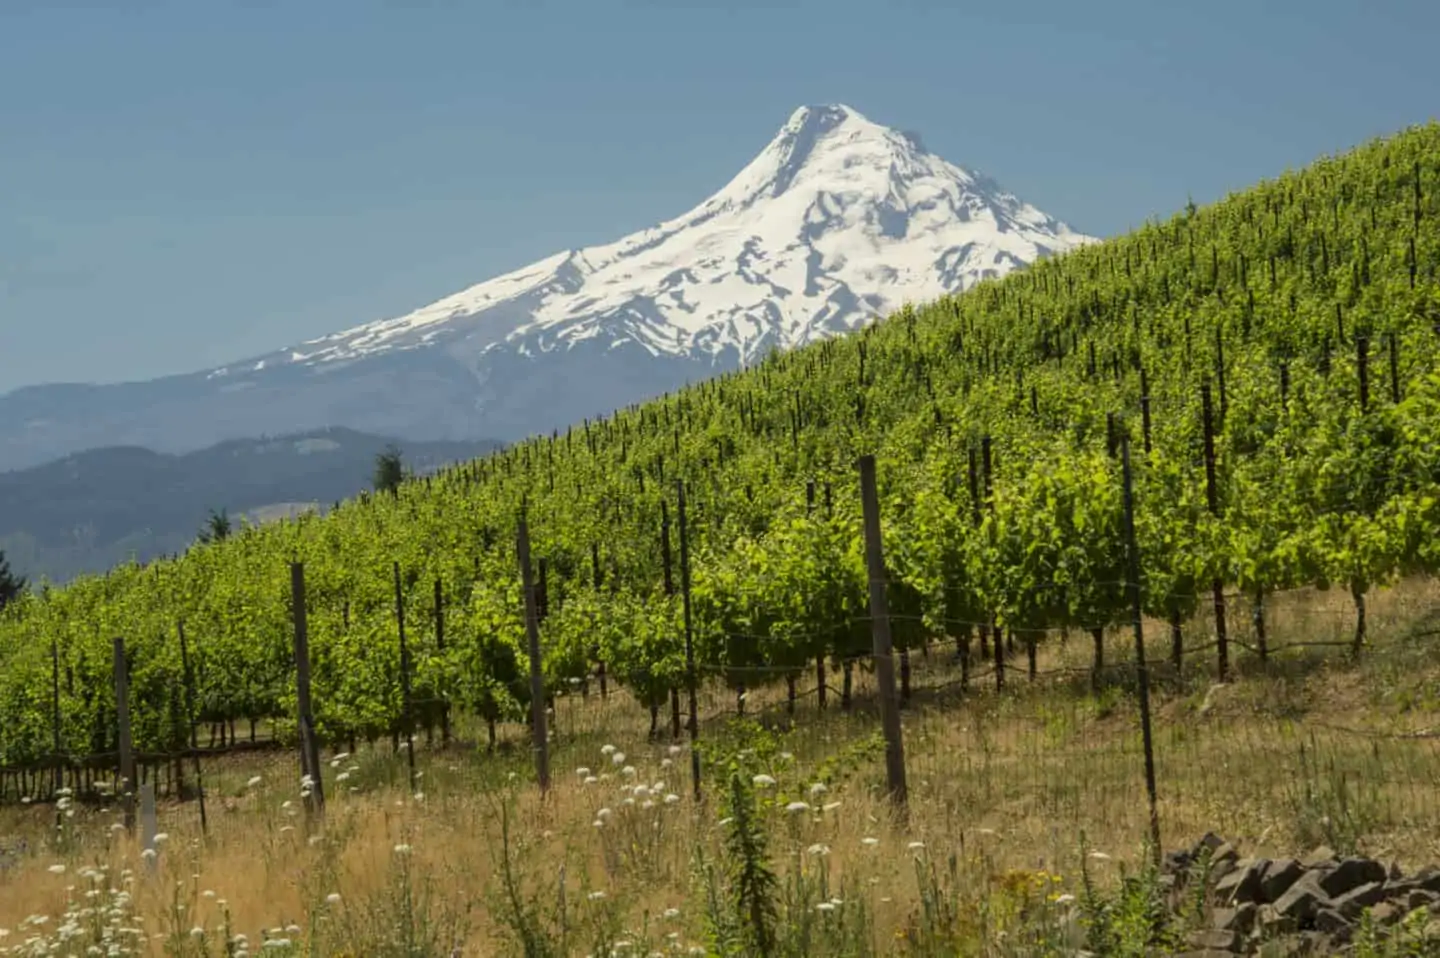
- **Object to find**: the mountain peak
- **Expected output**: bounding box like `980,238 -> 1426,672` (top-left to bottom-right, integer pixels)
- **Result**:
783,102 -> 866,131
717,103 -> 920,203
0,104 -> 1099,471
256,103 -> 1094,373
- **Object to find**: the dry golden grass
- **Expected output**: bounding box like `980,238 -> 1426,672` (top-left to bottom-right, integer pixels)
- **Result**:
1,578 -> 1438,955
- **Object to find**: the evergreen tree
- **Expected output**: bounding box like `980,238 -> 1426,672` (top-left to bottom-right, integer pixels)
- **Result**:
0,549 -> 25,612
374,445 -> 405,497
197,508 -> 233,545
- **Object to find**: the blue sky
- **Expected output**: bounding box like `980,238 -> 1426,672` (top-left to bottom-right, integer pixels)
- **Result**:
2,0 -> 1436,394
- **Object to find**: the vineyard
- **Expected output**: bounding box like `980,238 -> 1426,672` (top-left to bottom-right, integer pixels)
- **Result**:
1,121 -> 1439,796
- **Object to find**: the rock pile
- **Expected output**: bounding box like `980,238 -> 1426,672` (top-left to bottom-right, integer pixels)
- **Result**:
1162,833 -> 1440,955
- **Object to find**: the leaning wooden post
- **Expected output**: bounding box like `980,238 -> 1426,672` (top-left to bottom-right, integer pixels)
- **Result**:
1120,434 -> 1162,864
434,578 -> 451,745
807,480 -> 828,710
176,621 -> 208,834
393,562 -> 418,794
1356,335 -> 1370,412
113,637 -> 137,834
517,518 -> 551,794
591,542 -> 608,699
857,455 -> 909,816
675,480 -> 703,802
50,638 -> 63,800
982,436 -> 1004,692
1200,383 -> 1229,681
289,562 -> 325,818
660,500 -> 682,740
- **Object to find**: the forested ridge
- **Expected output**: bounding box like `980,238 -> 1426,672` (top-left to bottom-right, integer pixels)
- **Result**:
2,123 -> 1439,769
0,426 -> 501,584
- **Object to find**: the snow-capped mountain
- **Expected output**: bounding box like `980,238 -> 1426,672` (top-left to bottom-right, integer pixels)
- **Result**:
0,104 -> 1094,474
224,104 -> 1090,373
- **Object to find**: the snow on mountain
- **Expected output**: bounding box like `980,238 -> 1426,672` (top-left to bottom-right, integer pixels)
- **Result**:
215,103 -> 1094,378
0,104 -> 1096,474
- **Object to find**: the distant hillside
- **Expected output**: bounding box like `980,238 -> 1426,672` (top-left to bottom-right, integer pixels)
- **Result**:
0,427 -> 501,583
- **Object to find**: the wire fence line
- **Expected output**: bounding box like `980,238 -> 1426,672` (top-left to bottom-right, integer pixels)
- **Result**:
6,579 -> 1437,870
3,606 -> 1430,760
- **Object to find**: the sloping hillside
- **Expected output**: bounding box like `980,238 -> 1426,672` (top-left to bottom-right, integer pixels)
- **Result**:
1,124 -> 1438,763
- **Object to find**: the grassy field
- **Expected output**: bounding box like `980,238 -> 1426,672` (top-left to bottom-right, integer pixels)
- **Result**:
2,579 -> 1439,956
